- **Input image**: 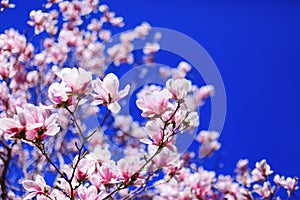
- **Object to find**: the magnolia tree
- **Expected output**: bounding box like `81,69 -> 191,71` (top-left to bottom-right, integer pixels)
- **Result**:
0,0 -> 298,200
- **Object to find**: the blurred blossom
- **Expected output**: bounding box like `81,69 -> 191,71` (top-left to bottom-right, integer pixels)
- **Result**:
251,159 -> 273,182
196,130 -> 221,158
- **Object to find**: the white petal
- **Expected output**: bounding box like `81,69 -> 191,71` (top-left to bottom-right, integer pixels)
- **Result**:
108,102 -> 121,114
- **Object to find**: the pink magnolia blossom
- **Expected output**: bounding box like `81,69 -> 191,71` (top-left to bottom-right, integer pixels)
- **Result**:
58,29 -> 83,47
251,159 -> 273,182
107,43 -> 133,66
59,1 -> 83,26
88,19 -> 102,32
194,85 -> 214,105
273,174 -> 286,186
46,42 -> 69,64
0,55 -> 16,79
0,28 -> 26,54
27,10 -> 49,35
117,156 -> 144,184
75,157 -> 96,181
0,104 -> 60,140
253,182 -> 273,198
214,175 -> 247,199
186,167 -> 216,199
284,177 -> 299,194
141,119 -> 177,151
159,66 -> 171,79
91,73 -> 130,114
166,78 -> 192,100
78,185 -> 98,200
96,162 -> 118,186
0,0 -> 15,12
149,145 -> 180,169
143,42 -> 160,55
22,174 -> 51,200
45,0 -> 62,9
99,30 -> 111,41
196,131 -> 221,158
235,159 -> 251,187
48,82 -> 72,105
177,61 -> 192,74
99,4 -> 124,27
136,89 -> 172,118
134,22 -> 151,37
56,67 -> 92,95
171,68 -> 187,79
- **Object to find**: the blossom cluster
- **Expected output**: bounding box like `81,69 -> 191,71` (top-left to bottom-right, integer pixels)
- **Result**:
0,0 -> 298,200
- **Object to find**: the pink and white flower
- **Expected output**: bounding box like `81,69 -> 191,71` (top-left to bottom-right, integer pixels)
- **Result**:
91,73 -> 130,114
196,131 -> 221,158
253,182 -> 273,198
22,174 -> 51,200
136,89 -> 172,118
0,0 -> 15,12
0,104 -> 60,140
48,82 -> 72,105
284,177 -> 299,194
27,10 -> 49,35
56,67 -> 92,95
251,159 -> 273,182
78,185 -> 98,200
166,78 -> 192,100
75,157 -> 96,181
117,156 -> 144,184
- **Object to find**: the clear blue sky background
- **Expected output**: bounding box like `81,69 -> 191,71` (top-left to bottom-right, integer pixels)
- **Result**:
1,0 -> 300,195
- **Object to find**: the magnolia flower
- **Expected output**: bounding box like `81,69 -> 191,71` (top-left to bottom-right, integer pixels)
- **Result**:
149,145 -> 179,169
136,89 -> 172,118
88,19 -> 102,32
186,168 -> 216,198
140,119 -> 177,151
48,82 -> 72,105
177,61 -> 191,73
107,43 -> 133,66
134,22 -> 151,37
143,42 -> 160,55
251,159 -> 273,182
0,0 -> 15,12
75,157 -> 96,181
159,66 -> 171,79
56,67 -> 92,95
78,185 -> 98,200
99,30 -> 111,41
196,131 -> 221,158
0,104 -> 60,141
0,56 -> 16,79
45,0 -> 62,9
166,78 -> 192,100
284,177 -> 299,194
27,10 -> 49,34
91,73 -> 130,114
22,174 -> 51,200
117,156 -> 144,184
235,159 -> 251,187
273,174 -> 286,186
253,182 -> 273,198
97,162 -> 118,186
